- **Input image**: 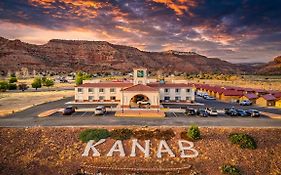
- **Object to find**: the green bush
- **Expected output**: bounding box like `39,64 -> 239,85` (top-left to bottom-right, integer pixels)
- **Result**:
187,125 -> 201,140
153,129 -> 175,140
8,83 -> 17,90
110,128 -> 133,140
0,81 -> 9,92
229,133 -> 257,149
9,76 -> 17,83
31,77 -> 42,90
79,129 -> 110,142
133,130 -> 154,140
221,165 -> 241,175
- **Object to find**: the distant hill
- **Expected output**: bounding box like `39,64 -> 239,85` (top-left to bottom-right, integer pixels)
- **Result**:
258,56 -> 281,75
0,36 -> 262,75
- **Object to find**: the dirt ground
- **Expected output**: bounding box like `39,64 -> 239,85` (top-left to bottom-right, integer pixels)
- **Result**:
0,91 -> 74,116
0,126 -> 280,175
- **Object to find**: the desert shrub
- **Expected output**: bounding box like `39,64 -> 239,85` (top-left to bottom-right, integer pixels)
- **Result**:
0,81 -> 8,92
133,130 -> 154,140
18,83 -> 28,91
8,83 -> 17,90
79,129 -> 110,142
153,129 -> 175,140
110,128 -> 133,140
187,125 -> 201,140
9,76 -> 17,83
221,165 -> 241,175
229,133 -> 257,149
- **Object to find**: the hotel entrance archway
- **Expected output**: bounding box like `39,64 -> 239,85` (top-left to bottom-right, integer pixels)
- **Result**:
129,94 -> 151,108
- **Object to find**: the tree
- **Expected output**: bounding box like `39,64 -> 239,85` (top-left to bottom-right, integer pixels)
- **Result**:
31,77 -> 42,90
0,81 -> 8,92
75,71 -> 92,85
18,83 -> 28,91
75,76 -> 83,85
44,78 -> 54,87
41,76 -> 47,85
9,76 -> 18,83
8,83 -> 17,90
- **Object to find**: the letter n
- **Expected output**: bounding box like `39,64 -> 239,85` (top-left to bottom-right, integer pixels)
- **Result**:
130,139 -> 150,158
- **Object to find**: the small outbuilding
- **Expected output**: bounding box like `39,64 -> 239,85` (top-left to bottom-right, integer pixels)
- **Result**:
256,94 -> 276,107
240,93 -> 258,104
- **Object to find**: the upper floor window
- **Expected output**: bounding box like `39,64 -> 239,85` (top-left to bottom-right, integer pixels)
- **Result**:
99,96 -> 105,100
88,88 -> 94,93
186,89 -> 190,93
78,88 -> 83,93
110,96 -> 116,101
99,88 -> 104,93
110,88 -> 116,93
89,96 -> 94,101
164,88 -> 169,93
175,88 -> 180,93
175,96 -> 181,101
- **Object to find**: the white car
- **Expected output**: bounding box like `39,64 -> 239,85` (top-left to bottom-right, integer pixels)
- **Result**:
137,101 -> 151,105
205,108 -> 218,116
95,106 -> 106,115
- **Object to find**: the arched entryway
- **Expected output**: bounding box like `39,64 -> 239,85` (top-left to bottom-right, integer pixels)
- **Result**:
129,94 -> 151,108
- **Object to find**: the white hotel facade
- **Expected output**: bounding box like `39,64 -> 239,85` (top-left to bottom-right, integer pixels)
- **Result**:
75,68 -> 195,108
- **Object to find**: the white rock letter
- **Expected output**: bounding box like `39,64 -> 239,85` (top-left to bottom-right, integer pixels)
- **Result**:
82,139 -> 106,157
156,140 -> 175,158
106,140 -> 125,157
178,140 -> 199,158
130,139 -> 150,158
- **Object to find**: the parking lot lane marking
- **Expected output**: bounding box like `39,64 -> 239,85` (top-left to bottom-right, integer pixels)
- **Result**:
80,112 -> 87,117
173,112 -> 177,117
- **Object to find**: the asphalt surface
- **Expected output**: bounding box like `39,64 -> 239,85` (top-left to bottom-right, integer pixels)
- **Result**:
0,96 -> 280,127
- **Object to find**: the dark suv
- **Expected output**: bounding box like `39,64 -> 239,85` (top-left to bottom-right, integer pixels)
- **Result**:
63,106 -> 76,115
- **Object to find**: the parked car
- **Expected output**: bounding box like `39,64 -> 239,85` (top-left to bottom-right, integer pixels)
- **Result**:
197,108 -> 208,117
205,108 -> 218,116
63,106 -> 76,115
236,109 -> 248,117
239,100 -> 252,106
246,109 -> 261,117
137,101 -> 151,105
95,106 -> 106,115
205,96 -> 216,100
225,108 -> 238,116
185,108 -> 197,116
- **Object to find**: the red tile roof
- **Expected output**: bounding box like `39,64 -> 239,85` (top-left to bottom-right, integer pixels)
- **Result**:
122,84 -> 158,92
260,94 -> 276,101
223,90 -> 244,96
76,82 -> 133,88
148,83 -> 192,88
272,92 -> 281,99
243,93 -> 258,99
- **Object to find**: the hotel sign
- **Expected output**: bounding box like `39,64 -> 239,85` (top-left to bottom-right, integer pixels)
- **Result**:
82,139 -> 198,158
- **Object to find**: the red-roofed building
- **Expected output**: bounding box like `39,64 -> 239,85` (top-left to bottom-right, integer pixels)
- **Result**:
221,90 -> 244,102
240,93 -> 258,104
256,94 -> 276,107
75,68 -> 195,109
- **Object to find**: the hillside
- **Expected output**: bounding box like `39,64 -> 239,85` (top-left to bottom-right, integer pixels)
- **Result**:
0,37 -> 249,74
258,56 -> 281,75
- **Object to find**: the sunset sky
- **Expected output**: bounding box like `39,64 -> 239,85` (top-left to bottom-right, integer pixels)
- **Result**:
0,0 -> 280,63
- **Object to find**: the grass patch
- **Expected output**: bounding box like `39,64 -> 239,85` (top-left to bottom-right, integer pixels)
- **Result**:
229,133 -> 257,149
79,129 -> 110,142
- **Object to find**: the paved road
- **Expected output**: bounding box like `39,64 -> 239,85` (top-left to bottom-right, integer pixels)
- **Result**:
0,96 -> 280,127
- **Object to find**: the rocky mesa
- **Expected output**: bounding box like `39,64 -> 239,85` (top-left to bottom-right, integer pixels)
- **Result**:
0,36 -> 263,75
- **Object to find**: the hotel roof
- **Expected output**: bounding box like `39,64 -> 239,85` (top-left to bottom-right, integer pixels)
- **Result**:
76,82 -> 133,88
147,83 -> 192,88
122,84 -> 158,92
243,93 -> 258,99
260,94 -> 276,101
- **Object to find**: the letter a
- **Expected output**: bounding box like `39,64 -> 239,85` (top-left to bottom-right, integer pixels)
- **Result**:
82,139 -> 106,157
156,140 -> 175,158
178,140 -> 199,158
130,139 -> 150,158
106,140 -> 125,157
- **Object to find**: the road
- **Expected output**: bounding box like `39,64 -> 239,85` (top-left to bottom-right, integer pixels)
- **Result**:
0,96 -> 280,127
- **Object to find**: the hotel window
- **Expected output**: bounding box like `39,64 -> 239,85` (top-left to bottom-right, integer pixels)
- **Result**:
164,96 -> 170,101
186,89 -> 190,93
175,96 -> 181,101
110,96 -> 116,101
99,88 -> 104,93
175,88 -> 180,93
88,88 -> 94,93
99,96 -> 105,101
164,88 -> 169,93
78,88 -> 83,93
89,96 -> 94,101
186,97 -> 190,100
110,88 -> 116,93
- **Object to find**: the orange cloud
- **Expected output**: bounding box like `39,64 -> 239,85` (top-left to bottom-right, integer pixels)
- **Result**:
152,0 -> 197,15
115,25 -> 148,36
